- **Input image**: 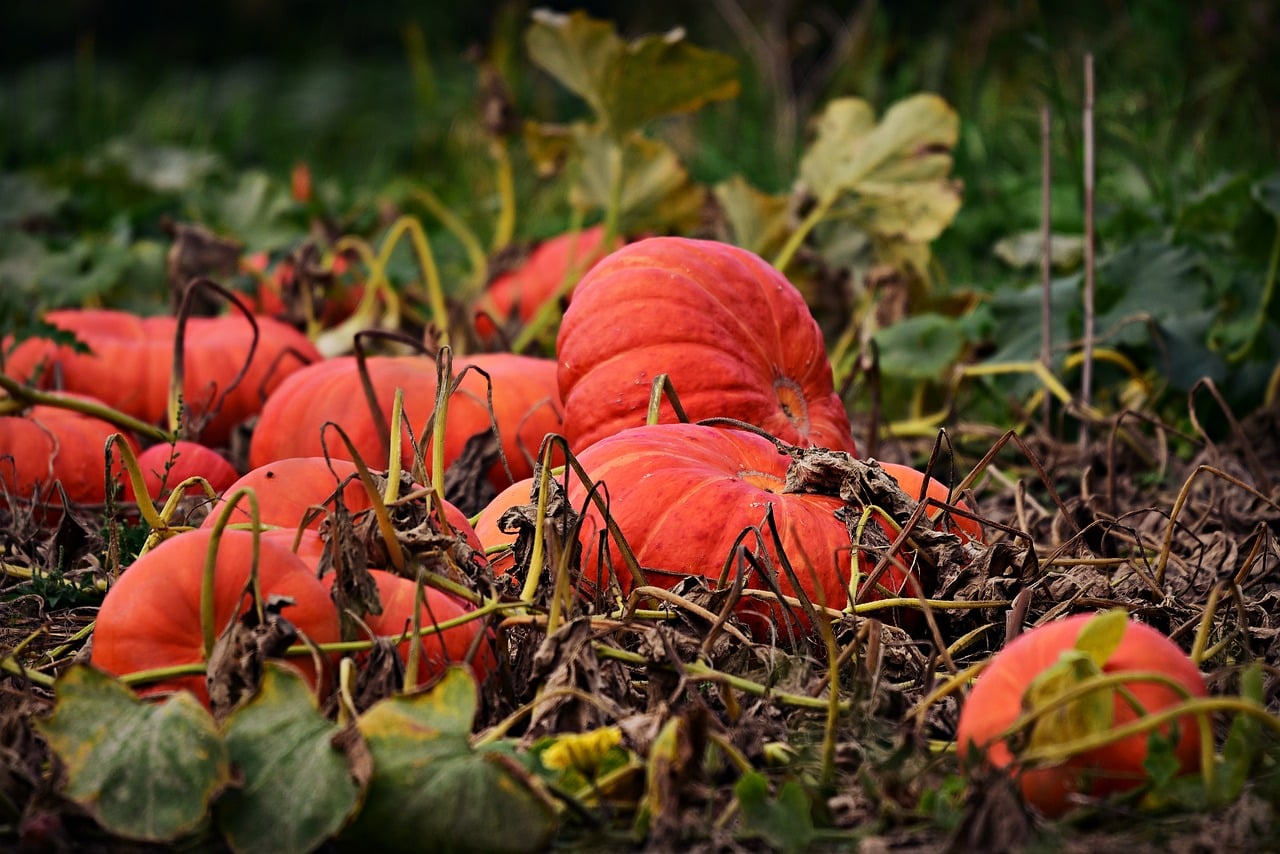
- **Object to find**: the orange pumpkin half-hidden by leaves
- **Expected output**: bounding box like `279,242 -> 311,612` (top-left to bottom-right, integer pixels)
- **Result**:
556,236 -> 857,455
90,528 -> 342,707
322,568 -> 497,687
955,611 -> 1207,816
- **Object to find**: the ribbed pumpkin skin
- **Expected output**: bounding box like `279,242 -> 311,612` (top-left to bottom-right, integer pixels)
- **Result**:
248,353 -> 562,490
955,614 -> 1207,816
202,457 -> 484,554
566,424 -> 892,631
90,529 -> 342,706
4,309 -> 321,446
0,403 -> 138,517
556,237 -> 856,454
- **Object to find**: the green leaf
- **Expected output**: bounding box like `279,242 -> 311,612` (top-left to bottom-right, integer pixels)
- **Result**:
571,125 -> 705,234
1022,651 -> 1113,753
992,231 -> 1086,272
343,667 -> 556,853
217,664 -> 363,854
526,9 -> 738,137
37,665 -> 232,843
734,771 -> 815,854
0,172 -> 69,227
799,94 -> 960,234
872,313 -> 967,380
1213,663 -> 1265,806
713,176 -> 792,258
1251,172 -> 1280,219
1074,609 -> 1129,669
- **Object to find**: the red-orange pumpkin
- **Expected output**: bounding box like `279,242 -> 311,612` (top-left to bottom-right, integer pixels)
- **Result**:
4,309 -> 321,446
474,226 -> 621,338
0,401 -> 137,521
90,528 -> 342,706
471,476 -> 536,575
322,569 -> 497,687
565,423 -> 930,636
248,353 -> 562,491
556,237 -> 857,454
124,440 -> 239,504
202,457 -> 484,554
877,461 -> 984,543
956,614 -> 1207,816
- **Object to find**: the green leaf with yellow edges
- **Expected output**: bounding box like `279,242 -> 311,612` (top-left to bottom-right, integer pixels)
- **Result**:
38,665 -> 231,843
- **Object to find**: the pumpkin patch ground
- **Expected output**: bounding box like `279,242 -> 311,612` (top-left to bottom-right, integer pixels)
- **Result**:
3,6 -> 1280,852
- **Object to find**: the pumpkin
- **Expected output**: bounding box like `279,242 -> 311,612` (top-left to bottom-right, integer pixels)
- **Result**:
556,237 -> 856,454
202,457 -> 484,555
90,528 -> 342,706
474,225 -> 621,338
4,309 -> 321,446
565,423 -> 925,635
471,476 -> 536,575
877,461 -> 984,543
323,568 -> 497,687
248,353 -> 562,491
0,400 -> 137,522
956,613 -> 1207,816
124,440 -> 239,504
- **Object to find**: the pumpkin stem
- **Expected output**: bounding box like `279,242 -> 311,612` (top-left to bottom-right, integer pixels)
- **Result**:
319,421 -> 406,575
0,374 -> 169,443
645,374 -> 691,426
173,277 -> 260,441
411,187 -> 490,301
202,486 -> 263,660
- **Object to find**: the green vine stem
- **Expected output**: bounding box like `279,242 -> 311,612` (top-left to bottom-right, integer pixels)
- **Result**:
201,486 -> 263,659
1227,212 -> 1279,362
524,439 -> 564,612
411,187 -> 490,299
172,278 -> 260,440
509,209 -> 588,354
489,138 -> 517,254
771,196 -> 833,274
0,374 -> 169,443
386,388 -> 406,504
429,346 -> 453,499
602,141 -> 625,256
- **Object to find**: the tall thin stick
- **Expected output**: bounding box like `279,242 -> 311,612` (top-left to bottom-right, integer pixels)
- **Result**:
1040,105 -> 1053,432
1081,54 -> 1096,444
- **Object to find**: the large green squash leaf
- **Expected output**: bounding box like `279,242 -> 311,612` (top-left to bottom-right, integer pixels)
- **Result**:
217,664 -> 364,854
342,667 -> 556,853
38,665 -> 232,843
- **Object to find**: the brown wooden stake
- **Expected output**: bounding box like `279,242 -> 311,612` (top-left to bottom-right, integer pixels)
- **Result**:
1040,105 -> 1053,433
1081,53 -> 1097,447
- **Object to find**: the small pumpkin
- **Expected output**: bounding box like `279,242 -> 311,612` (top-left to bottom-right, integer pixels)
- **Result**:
471,476 -> 536,575
90,528 -> 342,706
203,457 -> 484,554
556,237 -> 856,454
956,613 -> 1207,816
0,399 -> 137,522
124,440 -> 239,504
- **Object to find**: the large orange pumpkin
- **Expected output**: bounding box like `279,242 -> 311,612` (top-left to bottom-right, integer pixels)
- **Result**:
90,528 -> 342,706
556,237 -> 856,454
4,309 -> 321,446
248,353 -> 562,491
565,423 -> 937,636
